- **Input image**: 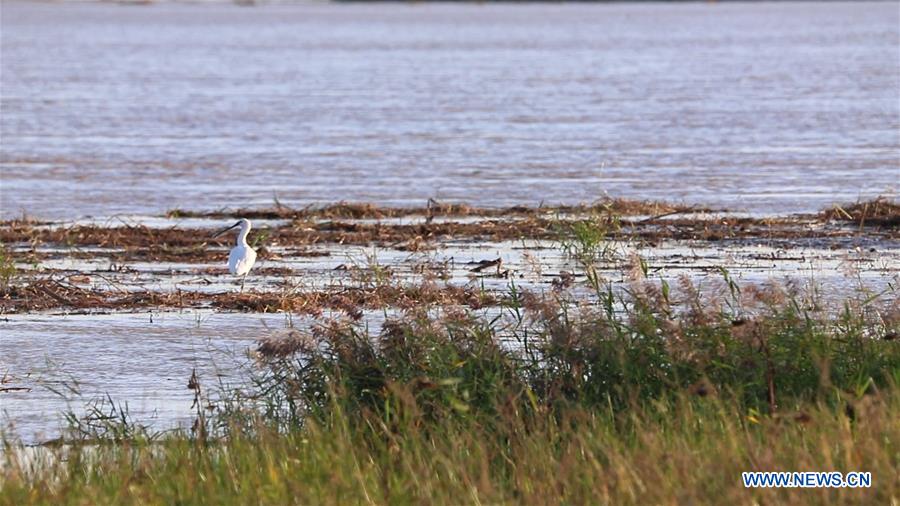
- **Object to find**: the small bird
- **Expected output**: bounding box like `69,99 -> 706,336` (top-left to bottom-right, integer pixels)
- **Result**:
213,218 -> 257,292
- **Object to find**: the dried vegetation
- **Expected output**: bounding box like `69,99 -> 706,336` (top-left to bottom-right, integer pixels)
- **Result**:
0,197 -> 896,315
1,198 -> 896,265
0,278 -> 496,315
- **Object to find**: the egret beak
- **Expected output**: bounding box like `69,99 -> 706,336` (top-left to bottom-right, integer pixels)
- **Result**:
212,221 -> 241,239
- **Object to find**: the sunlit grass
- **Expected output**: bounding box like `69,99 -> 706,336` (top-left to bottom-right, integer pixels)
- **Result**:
3,392 -> 897,505
2,274 -> 898,504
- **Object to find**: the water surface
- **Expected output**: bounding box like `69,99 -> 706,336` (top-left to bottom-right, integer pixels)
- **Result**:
2,1 -> 898,219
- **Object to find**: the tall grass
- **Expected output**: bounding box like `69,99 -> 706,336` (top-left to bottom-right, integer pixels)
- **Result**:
233,276 -> 899,433
556,206 -> 621,264
0,245 -> 17,293
3,392 -> 897,505
2,278 -> 898,504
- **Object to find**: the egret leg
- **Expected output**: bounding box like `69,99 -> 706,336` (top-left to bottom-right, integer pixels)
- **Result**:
240,275 -> 246,294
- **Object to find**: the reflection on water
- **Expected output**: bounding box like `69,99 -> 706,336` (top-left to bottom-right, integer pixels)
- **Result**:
1,1 -> 897,218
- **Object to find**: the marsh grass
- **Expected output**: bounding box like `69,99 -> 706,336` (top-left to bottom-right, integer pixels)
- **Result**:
2,198 -> 895,269
60,394 -> 163,444
164,198 -> 702,221
2,383 -> 897,505
239,277 -> 899,431
557,210 -> 622,266
822,196 -> 900,228
2,268 -> 899,504
0,245 -> 16,292
0,277 -> 499,314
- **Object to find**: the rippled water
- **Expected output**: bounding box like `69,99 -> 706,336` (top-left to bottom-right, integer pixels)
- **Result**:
1,312 -> 285,442
1,1 -> 898,219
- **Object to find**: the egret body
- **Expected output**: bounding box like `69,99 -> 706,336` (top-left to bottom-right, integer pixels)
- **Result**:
214,218 -> 257,290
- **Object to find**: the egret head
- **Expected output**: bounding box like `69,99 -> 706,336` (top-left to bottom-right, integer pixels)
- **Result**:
213,218 -> 251,238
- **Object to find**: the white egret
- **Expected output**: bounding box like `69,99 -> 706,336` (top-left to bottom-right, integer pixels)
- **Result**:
213,218 -> 257,291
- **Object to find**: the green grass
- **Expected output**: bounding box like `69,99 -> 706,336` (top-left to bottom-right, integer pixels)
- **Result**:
2,393 -> 897,505
557,210 -> 621,266
2,278 -> 899,504
0,244 -> 17,292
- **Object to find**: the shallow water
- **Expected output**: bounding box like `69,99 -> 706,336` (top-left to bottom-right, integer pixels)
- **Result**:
4,224 -> 898,443
2,1 -> 898,219
1,312 -> 290,442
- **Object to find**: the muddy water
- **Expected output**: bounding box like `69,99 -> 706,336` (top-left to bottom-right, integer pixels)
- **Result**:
2,1 -> 898,219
